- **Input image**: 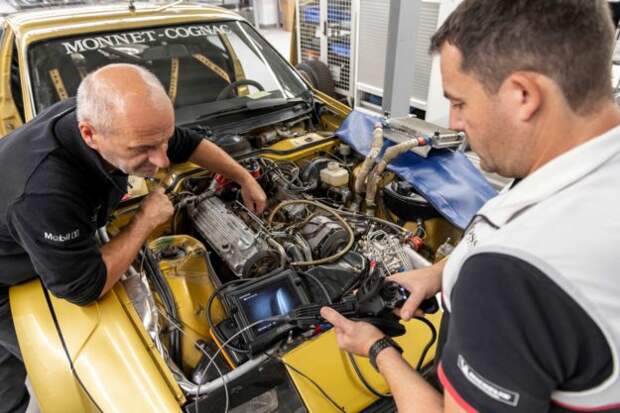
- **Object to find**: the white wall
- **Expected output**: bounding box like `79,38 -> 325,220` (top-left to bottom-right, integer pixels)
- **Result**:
425,0 -> 462,127
257,0 -> 279,26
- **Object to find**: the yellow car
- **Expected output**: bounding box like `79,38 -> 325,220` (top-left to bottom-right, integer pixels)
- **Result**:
1,1 -> 482,412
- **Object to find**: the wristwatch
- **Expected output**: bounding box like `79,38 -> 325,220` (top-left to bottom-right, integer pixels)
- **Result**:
368,336 -> 403,372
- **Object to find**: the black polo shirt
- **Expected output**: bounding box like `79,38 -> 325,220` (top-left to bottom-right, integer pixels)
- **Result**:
0,98 -> 202,306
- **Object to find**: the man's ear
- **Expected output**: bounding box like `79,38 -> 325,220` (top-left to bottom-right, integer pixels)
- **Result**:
501,72 -> 543,122
78,121 -> 99,150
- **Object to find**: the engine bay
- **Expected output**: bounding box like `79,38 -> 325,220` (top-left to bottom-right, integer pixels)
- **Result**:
109,112 -> 462,410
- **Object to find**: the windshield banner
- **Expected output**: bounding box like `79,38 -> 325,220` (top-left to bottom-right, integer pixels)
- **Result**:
61,24 -> 231,55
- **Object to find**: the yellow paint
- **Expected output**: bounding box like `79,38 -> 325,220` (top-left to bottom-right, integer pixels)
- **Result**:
48,69 -> 69,100
0,29 -> 24,137
4,3 -> 245,123
192,53 -> 231,83
219,32 -> 248,95
282,312 -> 442,412
11,279 -> 185,412
168,57 -> 179,104
263,134 -> 338,162
149,235 -> 227,372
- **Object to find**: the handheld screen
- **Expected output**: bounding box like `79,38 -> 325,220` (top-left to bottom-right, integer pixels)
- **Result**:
237,278 -> 303,335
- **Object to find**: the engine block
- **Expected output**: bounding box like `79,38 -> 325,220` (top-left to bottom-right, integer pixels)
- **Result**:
188,196 -> 277,277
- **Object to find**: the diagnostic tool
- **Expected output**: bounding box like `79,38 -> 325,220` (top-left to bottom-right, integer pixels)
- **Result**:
220,269 -> 310,354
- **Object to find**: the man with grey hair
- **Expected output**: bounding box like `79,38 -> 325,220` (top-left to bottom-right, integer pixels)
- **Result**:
0,63 -> 266,412
322,1 -> 620,412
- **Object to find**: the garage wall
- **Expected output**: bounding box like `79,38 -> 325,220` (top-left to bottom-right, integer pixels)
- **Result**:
356,0 -> 440,110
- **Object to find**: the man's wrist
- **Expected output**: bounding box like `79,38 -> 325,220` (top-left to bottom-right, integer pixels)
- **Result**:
375,346 -> 404,373
369,336 -> 403,371
132,210 -> 156,236
237,170 -> 255,186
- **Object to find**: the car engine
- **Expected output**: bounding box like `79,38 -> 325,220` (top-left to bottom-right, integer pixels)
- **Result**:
118,120 -> 451,405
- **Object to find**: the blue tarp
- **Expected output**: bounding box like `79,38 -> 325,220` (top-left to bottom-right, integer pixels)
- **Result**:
335,110 -> 497,229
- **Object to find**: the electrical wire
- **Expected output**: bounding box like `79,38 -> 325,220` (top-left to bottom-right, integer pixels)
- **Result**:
279,358 -> 347,413
206,279 -> 253,354
41,286 -> 104,413
157,308 -> 230,413
204,317 -> 288,378
299,266 -> 389,399
298,271 -> 333,304
140,247 -> 183,366
347,352 -> 391,399
346,316 -> 438,400
412,316 -> 437,371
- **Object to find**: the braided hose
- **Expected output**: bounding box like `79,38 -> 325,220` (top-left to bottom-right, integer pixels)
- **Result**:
267,199 -> 355,266
365,138 -> 427,215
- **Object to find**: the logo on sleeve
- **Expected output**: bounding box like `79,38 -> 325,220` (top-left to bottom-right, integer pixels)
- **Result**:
458,355 -> 520,407
44,229 -> 80,242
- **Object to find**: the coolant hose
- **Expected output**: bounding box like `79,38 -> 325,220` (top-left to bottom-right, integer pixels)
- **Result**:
365,137 -> 426,215
352,124 -> 384,206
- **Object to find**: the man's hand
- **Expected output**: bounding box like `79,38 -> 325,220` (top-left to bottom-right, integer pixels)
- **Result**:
388,263 -> 443,321
99,187 -> 173,298
240,177 -> 267,214
320,307 -> 385,357
135,187 -> 174,231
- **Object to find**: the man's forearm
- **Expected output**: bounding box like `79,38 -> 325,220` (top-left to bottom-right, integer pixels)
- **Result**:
376,348 -> 443,413
98,214 -> 153,297
189,139 -> 253,184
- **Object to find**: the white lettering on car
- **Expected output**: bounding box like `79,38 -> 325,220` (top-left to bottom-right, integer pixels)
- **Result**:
43,229 -> 80,243
61,26 -> 230,55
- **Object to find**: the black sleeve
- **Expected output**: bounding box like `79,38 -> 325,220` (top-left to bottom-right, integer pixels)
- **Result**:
6,194 -> 107,306
167,127 -> 203,164
439,253 -> 612,413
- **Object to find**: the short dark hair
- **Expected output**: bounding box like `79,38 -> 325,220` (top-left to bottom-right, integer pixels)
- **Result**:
430,0 -> 615,114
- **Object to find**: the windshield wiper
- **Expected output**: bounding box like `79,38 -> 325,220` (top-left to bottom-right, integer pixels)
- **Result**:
194,97 -> 309,122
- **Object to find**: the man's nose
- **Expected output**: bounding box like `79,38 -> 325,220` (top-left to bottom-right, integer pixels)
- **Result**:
449,110 -> 465,131
149,145 -> 170,169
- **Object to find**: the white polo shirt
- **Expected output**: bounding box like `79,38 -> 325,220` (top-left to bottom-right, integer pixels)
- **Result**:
438,124 -> 620,412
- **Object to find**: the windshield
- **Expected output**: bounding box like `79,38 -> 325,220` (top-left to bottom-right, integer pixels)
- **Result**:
27,20 -> 308,117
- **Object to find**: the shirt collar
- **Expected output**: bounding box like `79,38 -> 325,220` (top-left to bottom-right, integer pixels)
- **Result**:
478,123 -> 620,227
53,100 -> 127,193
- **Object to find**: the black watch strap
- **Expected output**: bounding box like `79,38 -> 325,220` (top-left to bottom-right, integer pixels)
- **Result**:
369,336 -> 403,371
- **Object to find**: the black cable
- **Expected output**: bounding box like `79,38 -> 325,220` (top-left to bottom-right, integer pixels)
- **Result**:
41,285 -> 104,413
298,269 -> 389,398
206,279 -> 253,354
279,358 -> 347,413
346,316 -> 438,399
201,250 -> 222,289
347,352 -> 391,399
297,271 -> 332,304
333,258 -> 369,302
413,316 -> 437,371
141,247 -> 183,366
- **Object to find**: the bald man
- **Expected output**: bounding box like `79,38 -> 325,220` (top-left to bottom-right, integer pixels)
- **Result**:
0,63 -> 266,412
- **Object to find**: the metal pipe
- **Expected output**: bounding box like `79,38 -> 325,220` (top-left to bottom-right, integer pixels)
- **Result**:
175,354 -> 270,395
403,245 -> 432,269
266,237 -> 288,268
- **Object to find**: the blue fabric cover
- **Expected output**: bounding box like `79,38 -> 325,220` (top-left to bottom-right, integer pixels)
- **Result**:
335,110 -> 497,229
